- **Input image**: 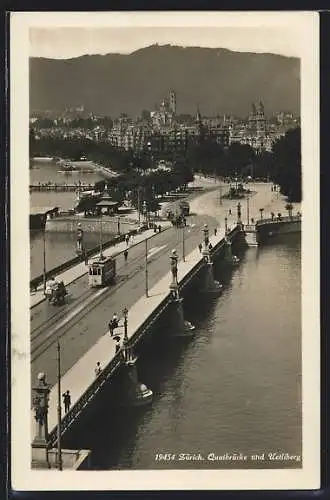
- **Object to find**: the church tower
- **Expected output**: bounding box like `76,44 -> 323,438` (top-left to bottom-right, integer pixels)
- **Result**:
169,90 -> 177,115
255,101 -> 266,137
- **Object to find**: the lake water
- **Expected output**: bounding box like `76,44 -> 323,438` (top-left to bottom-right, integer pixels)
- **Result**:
65,233 -> 302,470
30,160 -> 108,278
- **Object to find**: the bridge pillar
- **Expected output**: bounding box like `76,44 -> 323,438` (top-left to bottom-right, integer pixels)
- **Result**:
169,249 -> 195,337
201,225 -> 223,296
244,224 -> 259,247
31,373 -> 51,468
121,344 -> 153,407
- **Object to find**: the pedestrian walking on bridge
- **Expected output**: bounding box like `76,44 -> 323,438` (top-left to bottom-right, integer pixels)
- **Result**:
214,228 -> 217,236
198,243 -> 202,253
95,362 -> 102,377
124,249 -> 128,262
63,390 -> 71,413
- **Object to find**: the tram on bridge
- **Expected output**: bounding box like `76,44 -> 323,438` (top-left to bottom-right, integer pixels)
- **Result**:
88,255 -> 116,287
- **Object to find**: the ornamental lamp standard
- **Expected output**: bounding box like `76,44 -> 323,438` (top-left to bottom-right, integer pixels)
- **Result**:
145,237 -> 149,298
43,228 -> 47,294
142,200 -> 147,223
122,307 -> 128,341
225,217 -> 228,234
170,249 -> 178,288
99,219 -> 103,259
182,223 -> 186,262
237,202 -> 242,223
246,195 -> 250,225
202,224 -> 209,251
56,342 -> 63,471
32,372 -> 51,468
76,223 -> 84,256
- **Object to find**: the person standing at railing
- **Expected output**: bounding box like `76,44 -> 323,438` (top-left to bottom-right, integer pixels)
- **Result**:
62,390 -> 71,413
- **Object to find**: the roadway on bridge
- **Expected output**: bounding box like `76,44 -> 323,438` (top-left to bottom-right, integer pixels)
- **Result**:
30,182 -> 300,389
30,212 -> 219,387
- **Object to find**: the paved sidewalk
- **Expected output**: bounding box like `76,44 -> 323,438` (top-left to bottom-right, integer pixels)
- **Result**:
30,224 -> 171,309
31,226 -> 225,437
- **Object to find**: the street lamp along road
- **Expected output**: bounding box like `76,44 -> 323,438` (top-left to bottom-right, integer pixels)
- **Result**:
246,195 -> 250,225
122,307 -> 128,341
145,238 -> 149,298
56,341 -> 63,471
43,228 -> 47,294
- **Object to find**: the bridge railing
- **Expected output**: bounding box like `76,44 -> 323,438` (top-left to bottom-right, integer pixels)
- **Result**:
48,349 -> 124,447
256,215 -> 301,226
47,225 -> 241,446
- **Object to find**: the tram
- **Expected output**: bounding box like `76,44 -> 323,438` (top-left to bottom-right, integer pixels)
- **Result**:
88,255 -> 116,287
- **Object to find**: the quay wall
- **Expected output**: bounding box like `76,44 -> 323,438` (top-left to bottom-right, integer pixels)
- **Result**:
257,219 -> 301,243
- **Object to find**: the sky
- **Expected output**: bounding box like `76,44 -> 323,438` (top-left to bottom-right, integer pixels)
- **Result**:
29,25 -> 304,59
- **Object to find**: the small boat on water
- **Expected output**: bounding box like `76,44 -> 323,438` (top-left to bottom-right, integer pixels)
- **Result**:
32,156 -> 54,163
232,255 -> 240,265
57,160 -> 79,172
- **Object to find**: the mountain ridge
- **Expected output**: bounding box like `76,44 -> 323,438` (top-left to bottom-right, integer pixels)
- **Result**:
30,44 -> 300,117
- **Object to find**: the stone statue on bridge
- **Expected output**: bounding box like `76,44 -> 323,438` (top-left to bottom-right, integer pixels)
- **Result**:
32,372 -> 51,450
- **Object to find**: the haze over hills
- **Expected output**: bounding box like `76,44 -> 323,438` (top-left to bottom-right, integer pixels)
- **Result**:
29,44 -> 300,117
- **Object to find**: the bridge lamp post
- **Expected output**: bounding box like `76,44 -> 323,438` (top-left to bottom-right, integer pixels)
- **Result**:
203,224 -> 209,251
56,341 -> 63,470
225,217 -> 228,234
137,187 -> 141,225
99,219 -> 103,259
202,224 -> 212,263
122,307 -> 128,341
145,238 -> 149,298
170,249 -> 179,289
142,200 -> 147,224
237,202 -> 242,223
182,223 -> 186,262
246,195 -> 250,225
32,372 -> 51,468
43,228 -> 47,294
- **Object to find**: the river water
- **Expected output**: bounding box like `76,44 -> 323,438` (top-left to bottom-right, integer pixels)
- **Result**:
31,162 -> 302,469
66,232 -> 301,470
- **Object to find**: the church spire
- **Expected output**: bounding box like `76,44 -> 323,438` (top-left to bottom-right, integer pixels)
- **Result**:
196,104 -> 202,123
